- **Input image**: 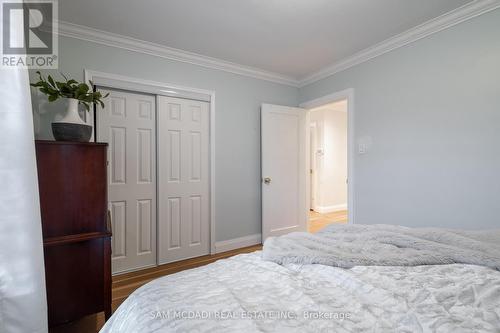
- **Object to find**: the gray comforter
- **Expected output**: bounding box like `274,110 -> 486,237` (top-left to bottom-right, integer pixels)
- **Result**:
263,224 -> 500,269
102,224 -> 500,332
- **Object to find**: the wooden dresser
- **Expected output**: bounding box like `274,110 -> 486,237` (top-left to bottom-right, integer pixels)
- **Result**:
35,140 -> 111,327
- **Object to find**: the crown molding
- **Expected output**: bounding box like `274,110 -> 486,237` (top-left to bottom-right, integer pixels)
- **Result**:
57,21 -> 300,87
298,0 -> 500,87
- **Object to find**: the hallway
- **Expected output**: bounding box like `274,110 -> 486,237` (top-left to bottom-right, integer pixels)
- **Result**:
308,210 -> 348,233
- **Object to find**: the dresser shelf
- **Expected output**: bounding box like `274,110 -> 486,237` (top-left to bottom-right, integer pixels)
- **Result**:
43,231 -> 112,247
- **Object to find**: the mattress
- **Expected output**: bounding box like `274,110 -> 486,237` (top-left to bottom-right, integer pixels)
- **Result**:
100,251 -> 500,332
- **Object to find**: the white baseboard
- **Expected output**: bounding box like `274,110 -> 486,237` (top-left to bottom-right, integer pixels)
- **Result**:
314,203 -> 347,214
214,233 -> 262,254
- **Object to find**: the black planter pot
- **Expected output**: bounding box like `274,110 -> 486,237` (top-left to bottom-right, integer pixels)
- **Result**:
52,122 -> 93,142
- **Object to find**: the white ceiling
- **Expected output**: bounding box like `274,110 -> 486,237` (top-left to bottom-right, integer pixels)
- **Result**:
60,0 -> 473,80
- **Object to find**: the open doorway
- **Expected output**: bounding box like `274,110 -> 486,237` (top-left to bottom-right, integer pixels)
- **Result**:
307,99 -> 348,233
261,89 -> 354,241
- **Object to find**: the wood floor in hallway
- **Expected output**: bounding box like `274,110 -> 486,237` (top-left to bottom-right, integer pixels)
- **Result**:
308,210 -> 348,233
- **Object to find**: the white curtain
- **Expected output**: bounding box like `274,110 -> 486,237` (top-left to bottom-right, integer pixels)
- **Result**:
0,44 -> 48,333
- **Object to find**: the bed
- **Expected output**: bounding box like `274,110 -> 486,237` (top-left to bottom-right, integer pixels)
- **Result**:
101,225 -> 500,332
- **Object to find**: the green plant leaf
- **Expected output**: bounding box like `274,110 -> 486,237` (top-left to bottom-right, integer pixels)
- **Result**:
47,75 -> 56,88
55,81 -> 65,89
76,83 -> 89,94
30,71 -> 109,108
48,95 -> 59,102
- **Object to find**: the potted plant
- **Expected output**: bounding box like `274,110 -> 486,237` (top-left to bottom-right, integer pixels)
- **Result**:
31,71 -> 109,142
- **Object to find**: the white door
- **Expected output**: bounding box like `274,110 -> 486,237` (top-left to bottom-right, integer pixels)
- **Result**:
157,96 -> 210,264
261,104 -> 307,241
97,88 -> 157,274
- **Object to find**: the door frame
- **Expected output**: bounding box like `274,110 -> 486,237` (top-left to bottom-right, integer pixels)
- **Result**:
309,121 -> 318,210
300,88 -> 355,225
84,69 -> 217,255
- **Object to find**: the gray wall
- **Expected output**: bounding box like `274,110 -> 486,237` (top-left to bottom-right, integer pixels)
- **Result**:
31,36 -> 298,242
32,8 -> 500,239
299,9 -> 500,229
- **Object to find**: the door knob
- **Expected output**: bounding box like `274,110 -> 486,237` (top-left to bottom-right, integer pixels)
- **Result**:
263,177 -> 272,185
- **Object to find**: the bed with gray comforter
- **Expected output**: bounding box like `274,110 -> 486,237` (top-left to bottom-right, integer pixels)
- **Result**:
101,224 -> 500,332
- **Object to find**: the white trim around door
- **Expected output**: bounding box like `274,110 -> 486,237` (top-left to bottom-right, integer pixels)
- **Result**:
300,88 -> 355,225
84,70 -> 217,255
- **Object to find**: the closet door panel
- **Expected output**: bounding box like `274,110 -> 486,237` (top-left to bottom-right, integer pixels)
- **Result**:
97,88 -> 157,274
158,96 -> 210,264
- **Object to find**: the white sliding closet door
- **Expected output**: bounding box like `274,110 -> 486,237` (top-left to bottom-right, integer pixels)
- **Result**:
157,96 -> 210,264
97,88 -> 157,274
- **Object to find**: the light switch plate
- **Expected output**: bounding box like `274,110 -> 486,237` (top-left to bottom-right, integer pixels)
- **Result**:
358,143 -> 367,154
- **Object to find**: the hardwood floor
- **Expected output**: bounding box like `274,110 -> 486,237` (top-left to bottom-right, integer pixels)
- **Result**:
308,210 -> 348,233
49,244 -> 262,333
